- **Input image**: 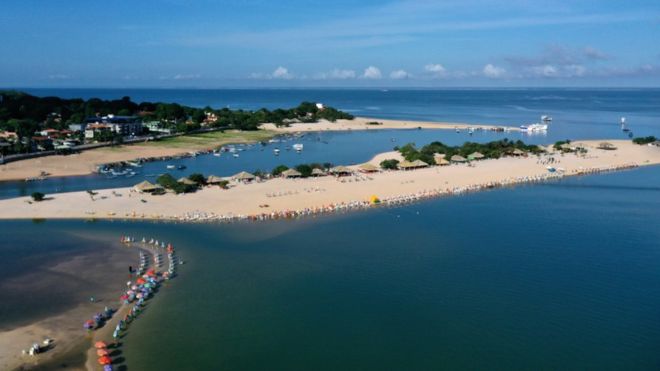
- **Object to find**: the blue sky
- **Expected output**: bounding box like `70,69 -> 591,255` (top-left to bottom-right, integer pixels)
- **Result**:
2,0 -> 660,87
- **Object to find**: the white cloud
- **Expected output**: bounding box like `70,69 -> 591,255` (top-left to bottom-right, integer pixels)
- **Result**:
528,64 -> 586,78
583,46 -> 609,60
424,64 -> 447,77
530,64 -> 558,77
48,74 -> 70,80
362,66 -> 382,79
173,74 -> 201,80
483,64 -> 505,78
564,64 -> 587,77
316,68 -> 356,80
272,66 -> 293,79
249,67 -> 295,80
390,69 -> 411,79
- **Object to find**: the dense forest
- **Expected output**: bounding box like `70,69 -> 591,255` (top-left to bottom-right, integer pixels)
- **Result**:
0,90 -> 354,138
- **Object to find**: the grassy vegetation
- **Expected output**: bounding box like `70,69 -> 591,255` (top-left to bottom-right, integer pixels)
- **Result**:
142,129 -> 277,149
632,136 -> 657,145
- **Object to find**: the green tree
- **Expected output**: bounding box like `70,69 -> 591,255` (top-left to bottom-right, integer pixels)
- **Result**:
188,173 -> 206,185
295,164 -> 313,177
380,159 -> 400,170
272,165 -> 289,176
31,192 -> 45,202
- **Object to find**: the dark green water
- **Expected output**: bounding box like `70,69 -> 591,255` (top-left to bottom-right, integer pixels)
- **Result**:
2,167 -> 660,370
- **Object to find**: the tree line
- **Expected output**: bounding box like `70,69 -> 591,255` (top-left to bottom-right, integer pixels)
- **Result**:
396,139 -> 544,165
0,91 -> 353,151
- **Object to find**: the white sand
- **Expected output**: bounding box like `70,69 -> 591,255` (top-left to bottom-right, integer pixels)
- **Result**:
263,116 -> 516,133
0,140 -> 657,222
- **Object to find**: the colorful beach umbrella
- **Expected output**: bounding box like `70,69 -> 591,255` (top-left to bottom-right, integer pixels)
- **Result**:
96,349 -> 109,356
98,356 -> 112,365
94,341 -> 107,349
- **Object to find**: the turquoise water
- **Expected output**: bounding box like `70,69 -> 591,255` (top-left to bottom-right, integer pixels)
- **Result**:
1,88 -> 658,199
3,166 -> 660,369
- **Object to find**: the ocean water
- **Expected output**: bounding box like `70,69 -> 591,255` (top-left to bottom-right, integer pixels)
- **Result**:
1,88 -> 659,198
1,166 -> 660,369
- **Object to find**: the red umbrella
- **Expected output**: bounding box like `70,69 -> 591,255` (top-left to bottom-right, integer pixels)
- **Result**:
94,341 -> 107,349
97,349 -> 109,356
98,356 -> 112,365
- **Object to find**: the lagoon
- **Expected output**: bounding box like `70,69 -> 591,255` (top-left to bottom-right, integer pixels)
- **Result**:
2,166 -> 660,369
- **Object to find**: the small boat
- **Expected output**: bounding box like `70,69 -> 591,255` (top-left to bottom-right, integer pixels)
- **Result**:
177,165 -> 186,170
166,165 -> 176,170
213,152 -> 221,157
541,115 -> 552,123
273,148 -> 280,155
233,153 -> 239,158
520,123 -> 548,132
292,143 -> 303,152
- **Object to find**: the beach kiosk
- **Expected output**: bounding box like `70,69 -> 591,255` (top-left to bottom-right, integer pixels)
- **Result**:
206,175 -> 224,184
398,159 -> 428,170
468,152 -> 485,161
358,163 -> 379,173
450,155 -> 467,163
133,180 -> 161,193
435,157 -> 450,166
311,168 -> 327,177
233,171 -> 256,182
511,148 -> 526,157
329,166 -> 352,176
281,168 -> 302,178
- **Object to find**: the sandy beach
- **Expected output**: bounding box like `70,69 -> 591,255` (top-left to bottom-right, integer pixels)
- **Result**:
0,117 -> 512,182
0,140 -> 656,222
0,234 -> 139,371
262,116 -> 516,133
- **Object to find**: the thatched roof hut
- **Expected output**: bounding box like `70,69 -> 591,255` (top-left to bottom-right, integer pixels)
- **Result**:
450,155 -> 467,163
206,175 -> 224,184
311,168 -> 327,176
233,171 -> 255,181
468,152 -> 485,161
177,177 -> 197,185
397,160 -> 414,169
281,168 -> 302,178
358,163 -> 379,173
511,148 -> 526,156
436,158 -> 450,166
597,142 -> 617,150
134,180 -> 161,193
329,166 -> 352,175
398,159 -> 428,170
411,159 -> 429,168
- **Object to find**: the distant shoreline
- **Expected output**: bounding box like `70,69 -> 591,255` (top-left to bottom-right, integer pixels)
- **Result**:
0,117 -> 515,182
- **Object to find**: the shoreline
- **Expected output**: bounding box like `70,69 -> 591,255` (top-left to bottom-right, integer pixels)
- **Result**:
0,234 -> 138,371
0,117 -> 514,182
0,238 -> 179,371
0,140 -> 657,222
